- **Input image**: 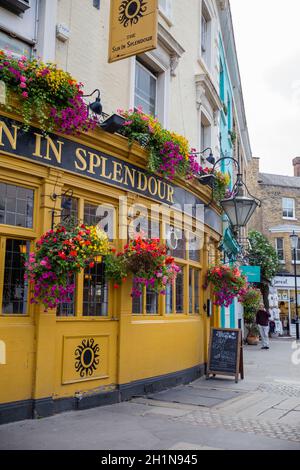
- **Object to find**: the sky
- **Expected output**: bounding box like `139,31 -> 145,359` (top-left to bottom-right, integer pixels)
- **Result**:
230,0 -> 300,176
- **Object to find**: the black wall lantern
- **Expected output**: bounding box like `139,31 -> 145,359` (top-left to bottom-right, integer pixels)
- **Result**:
83,89 -> 103,116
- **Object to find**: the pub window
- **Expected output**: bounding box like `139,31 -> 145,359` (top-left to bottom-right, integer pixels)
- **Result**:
84,202 -> 115,240
275,238 -> 284,263
135,60 -> 157,116
165,266 -> 184,315
189,268 -> 200,315
189,234 -> 201,262
129,215 -> 160,240
132,288 -> 159,315
0,182 -> 34,228
2,239 -> 30,314
282,198 -> 295,219
83,262 -> 108,316
166,225 -> 186,260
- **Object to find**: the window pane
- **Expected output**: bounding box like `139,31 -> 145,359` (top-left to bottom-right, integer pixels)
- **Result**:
189,235 -> 201,262
2,239 -> 30,314
83,263 -> 108,316
166,226 -> 186,259
132,293 -> 143,314
0,183 -> 34,228
135,62 -> 157,116
84,203 -> 114,240
146,289 -> 158,314
195,270 -> 200,314
189,268 -> 193,314
0,30 -> 32,58
176,270 -> 184,313
165,283 -> 173,314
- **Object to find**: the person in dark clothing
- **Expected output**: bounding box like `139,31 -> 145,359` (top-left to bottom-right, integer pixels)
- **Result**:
256,303 -> 271,349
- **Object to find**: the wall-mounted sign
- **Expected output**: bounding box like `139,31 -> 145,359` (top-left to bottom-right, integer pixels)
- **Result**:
108,0 -> 158,63
240,266 -> 261,283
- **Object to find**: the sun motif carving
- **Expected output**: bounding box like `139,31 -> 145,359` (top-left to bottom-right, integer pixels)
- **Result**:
118,0 -> 148,28
75,338 -> 100,378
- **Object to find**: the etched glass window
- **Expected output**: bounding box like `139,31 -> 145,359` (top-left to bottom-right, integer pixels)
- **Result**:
2,239 -> 30,314
0,183 -> 34,228
83,263 -> 108,316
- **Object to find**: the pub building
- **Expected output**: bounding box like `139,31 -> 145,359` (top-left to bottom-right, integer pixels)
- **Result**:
0,108 -> 222,424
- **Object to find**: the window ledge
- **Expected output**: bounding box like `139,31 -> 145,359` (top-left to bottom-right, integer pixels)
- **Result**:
283,217 -> 297,221
159,9 -> 173,27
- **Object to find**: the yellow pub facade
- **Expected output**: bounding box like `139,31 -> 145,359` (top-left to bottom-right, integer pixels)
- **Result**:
0,109 -> 222,424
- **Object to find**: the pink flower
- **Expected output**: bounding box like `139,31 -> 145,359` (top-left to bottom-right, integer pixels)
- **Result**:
20,76 -> 27,82
20,82 -> 27,89
22,91 -> 28,98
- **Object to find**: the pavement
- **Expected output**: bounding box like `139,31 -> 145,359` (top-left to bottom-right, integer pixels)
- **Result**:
1,338 -> 300,450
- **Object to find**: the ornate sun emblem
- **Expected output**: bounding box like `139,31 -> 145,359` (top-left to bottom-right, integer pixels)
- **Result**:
118,0 -> 148,28
75,338 -> 100,378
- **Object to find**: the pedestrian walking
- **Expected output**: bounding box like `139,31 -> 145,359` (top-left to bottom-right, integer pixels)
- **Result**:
256,303 -> 271,350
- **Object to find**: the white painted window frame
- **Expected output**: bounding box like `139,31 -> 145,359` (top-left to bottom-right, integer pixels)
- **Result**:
282,197 -> 296,220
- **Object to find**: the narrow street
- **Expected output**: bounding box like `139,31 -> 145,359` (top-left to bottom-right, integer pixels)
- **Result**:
1,339 -> 300,451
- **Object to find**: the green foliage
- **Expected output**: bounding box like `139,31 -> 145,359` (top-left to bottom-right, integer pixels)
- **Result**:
247,231 -> 280,284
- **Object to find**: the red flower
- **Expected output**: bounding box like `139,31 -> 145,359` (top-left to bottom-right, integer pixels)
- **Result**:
70,250 -> 77,257
89,262 -> 95,268
113,284 -> 119,289
58,251 -> 67,260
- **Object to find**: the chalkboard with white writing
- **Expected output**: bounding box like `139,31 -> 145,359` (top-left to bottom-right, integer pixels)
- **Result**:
206,328 -> 243,383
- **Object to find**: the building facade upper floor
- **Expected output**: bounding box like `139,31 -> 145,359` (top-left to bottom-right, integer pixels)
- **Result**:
0,0 -> 251,174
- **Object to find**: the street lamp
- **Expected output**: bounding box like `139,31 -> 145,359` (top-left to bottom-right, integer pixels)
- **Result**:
290,231 -> 300,340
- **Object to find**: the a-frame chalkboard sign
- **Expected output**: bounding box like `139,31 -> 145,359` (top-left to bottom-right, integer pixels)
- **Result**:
206,328 -> 244,383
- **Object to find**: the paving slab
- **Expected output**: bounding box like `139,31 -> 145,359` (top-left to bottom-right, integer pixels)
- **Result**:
187,385 -> 242,400
257,409 -> 287,421
273,397 -> 300,411
278,411 -> 300,425
147,387 -> 222,407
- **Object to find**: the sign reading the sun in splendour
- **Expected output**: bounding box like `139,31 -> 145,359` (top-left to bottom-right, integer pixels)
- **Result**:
108,0 -> 158,63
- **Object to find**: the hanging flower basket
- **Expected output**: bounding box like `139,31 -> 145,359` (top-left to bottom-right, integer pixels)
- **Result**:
0,50 -> 97,134
24,224 -> 110,310
105,236 -> 181,297
205,264 -> 247,308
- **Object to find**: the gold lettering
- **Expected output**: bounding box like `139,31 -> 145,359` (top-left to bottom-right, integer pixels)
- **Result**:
0,121 -> 19,150
157,181 -> 167,200
167,185 -> 175,204
88,152 -> 101,174
123,165 -> 136,187
33,133 -> 43,157
100,156 -> 112,179
75,148 -> 87,171
137,171 -> 148,192
148,176 -> 158,196
112,161 -> 123,183
45,137 -> 64,163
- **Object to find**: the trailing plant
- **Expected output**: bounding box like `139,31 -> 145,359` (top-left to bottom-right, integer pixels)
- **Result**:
105,236 -> 181,298
0,50 -> 97,134
24,223 -> 110,310
205,264 -> 247,308
229,130 -> 237,144
117,107 -> 201,181
247,230 -> 280,309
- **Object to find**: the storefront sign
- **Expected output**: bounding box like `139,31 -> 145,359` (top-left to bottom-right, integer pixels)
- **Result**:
0,117 -> 222,234
108,0 -> 158,63
240,266 -> 261,283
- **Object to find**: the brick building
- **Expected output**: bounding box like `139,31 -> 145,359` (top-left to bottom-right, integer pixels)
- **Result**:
248,157 -> 300,336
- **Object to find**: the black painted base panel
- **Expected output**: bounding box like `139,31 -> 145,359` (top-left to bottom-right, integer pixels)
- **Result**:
0,364 -> 205,425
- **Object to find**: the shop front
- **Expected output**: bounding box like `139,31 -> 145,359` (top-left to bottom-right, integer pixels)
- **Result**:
273,276 -> 300,337
0,110 -> 223,424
